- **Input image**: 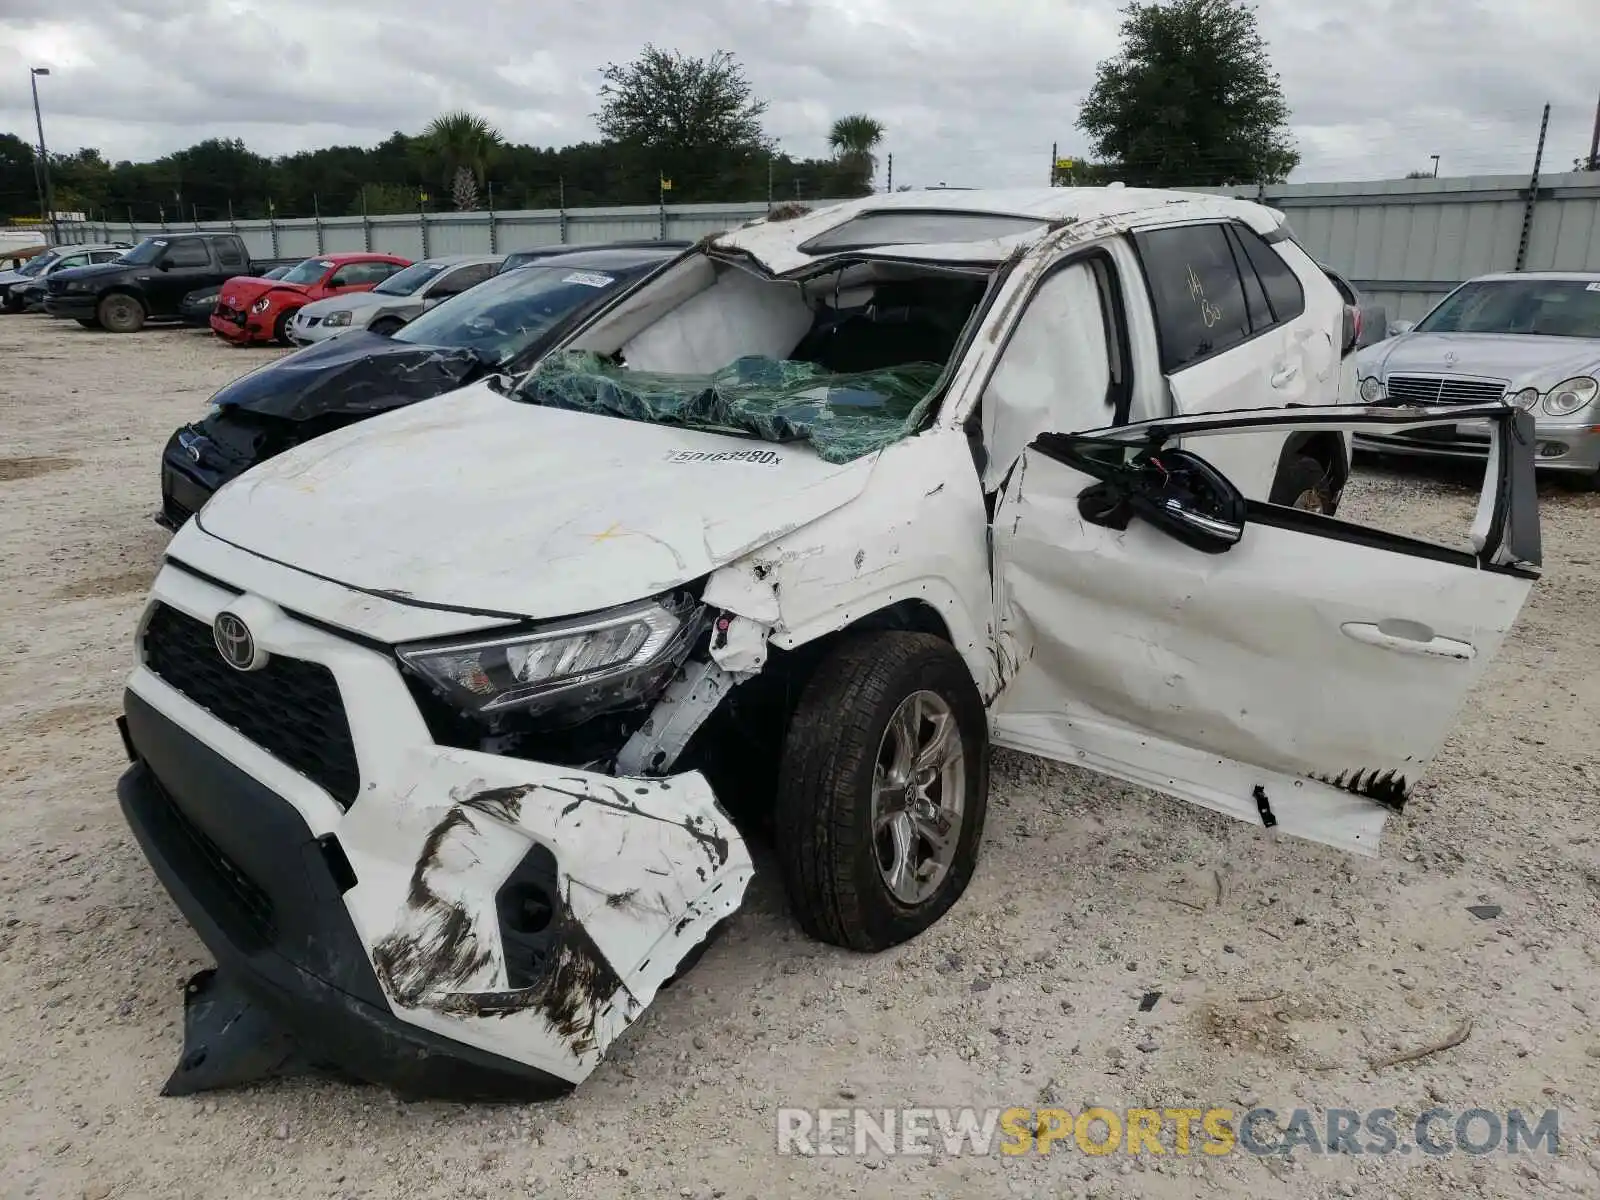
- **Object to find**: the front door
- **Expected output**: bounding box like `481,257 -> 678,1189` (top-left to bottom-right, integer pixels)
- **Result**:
147,237 -> 215,314
988,402 -> 1539,854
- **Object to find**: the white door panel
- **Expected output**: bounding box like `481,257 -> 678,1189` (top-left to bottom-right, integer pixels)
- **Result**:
989,405 -> 1537,854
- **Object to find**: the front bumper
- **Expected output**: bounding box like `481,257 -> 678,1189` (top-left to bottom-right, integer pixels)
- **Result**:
1355,417 -> 1600,476
158,427 -> 228,530
288,313 -> 342,345
43,293 -> 97,320
118,561 -> 753,1095
210,305 -> 273,344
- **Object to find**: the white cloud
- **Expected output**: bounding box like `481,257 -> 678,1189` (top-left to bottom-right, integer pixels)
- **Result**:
0,0 -> 1594,189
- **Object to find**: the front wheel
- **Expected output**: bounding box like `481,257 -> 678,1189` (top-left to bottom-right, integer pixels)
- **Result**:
97,293 -> 146,333
774,632 -> 988,952
272,308 -> 298,346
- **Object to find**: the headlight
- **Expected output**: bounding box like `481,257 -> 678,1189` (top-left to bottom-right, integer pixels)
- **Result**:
398,593 -> 704,723
250,296 -> 272,314
322,311 -> 351,327
1542,376 -> 1598,417
1510,387 -> 1540,410
1359,376 -> 1383,403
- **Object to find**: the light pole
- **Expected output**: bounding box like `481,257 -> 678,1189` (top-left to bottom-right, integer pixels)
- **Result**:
30,67 -> 59,244
1430,154 -> 1440,178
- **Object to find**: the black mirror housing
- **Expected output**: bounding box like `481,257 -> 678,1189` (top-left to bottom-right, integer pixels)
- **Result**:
1078,447 -> 1245,554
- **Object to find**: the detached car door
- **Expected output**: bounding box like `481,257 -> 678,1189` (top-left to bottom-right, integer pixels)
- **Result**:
988,403 -> 1539,854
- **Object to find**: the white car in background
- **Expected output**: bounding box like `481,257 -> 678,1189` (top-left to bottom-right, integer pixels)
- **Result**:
290,254 -> 503,343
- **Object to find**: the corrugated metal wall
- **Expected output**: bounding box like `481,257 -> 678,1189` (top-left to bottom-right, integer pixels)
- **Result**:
54,174 -> 1600,323
55,201 -> 851,264
1188,171 -> 1600,321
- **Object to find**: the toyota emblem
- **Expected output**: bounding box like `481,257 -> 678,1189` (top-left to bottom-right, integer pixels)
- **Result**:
213,611 -> 263,671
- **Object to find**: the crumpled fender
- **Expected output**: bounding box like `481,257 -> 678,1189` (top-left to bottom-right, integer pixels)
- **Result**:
338,747 -> 753,1083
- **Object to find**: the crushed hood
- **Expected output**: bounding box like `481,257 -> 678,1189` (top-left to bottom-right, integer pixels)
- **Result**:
1362,332 -> 1600,390
197,379 -> 877,620
220,277 -> 310,308
208,331 -> 484,422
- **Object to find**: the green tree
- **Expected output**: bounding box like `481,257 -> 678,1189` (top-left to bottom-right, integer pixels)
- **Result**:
595,46 -> 771,201
421,111 -> 502,207
828,114 -> 885,193
1076,0 -> 1299,187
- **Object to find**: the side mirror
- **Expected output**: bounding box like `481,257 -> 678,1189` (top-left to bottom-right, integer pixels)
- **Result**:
1387,319 -> 1414,337
1078,448 -> 1246,554
157,259 -> 173,271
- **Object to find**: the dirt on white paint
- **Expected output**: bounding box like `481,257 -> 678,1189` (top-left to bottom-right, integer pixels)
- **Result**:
0,315 -> 1597,1200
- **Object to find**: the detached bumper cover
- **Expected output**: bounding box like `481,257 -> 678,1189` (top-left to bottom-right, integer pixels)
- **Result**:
117,566 -> 753,1096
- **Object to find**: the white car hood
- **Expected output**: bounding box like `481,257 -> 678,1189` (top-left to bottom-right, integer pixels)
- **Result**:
1361,332 -> 1600,389
197,380 -> 878,620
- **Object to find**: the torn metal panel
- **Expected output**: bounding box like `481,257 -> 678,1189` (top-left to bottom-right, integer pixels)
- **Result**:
614,658 -> 745,776
340,754 -> 752,1083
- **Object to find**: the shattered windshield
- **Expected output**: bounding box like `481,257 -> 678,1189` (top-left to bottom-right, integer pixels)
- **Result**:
517,351 -> 944,464
393,264 -> 632,365
1417,279 -> 1600,339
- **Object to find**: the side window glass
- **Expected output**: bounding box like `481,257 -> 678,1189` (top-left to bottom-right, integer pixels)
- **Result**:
217,242 -> 244,267
58,255 -> 87,270
980,258 -> 1123,490
1234,224 -> 1305,324
1226,227 -> 1273,332
1134,224 -> 1250,372
164,240 -> 210,268
90,251 -> 120,263
332,262 -> 390,287
436,263 -> 493,295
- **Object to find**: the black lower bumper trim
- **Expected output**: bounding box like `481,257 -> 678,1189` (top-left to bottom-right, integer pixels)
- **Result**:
118,689 -> 574,1100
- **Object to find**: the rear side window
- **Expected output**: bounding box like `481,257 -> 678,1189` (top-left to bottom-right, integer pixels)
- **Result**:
330,261 -> 399,287
217,241 -> 244,267
164,240 -> 210,268
1134,224 -> 1251,372
1232,224 -> 1305,326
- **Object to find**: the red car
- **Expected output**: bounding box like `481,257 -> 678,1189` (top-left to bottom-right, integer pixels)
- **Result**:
211,253 -> 411,345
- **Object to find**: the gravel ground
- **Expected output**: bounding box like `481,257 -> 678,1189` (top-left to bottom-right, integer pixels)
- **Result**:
1,315 -> 1597,1200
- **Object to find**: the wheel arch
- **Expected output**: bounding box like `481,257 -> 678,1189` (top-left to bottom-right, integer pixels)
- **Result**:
1274,430 -> 1350,493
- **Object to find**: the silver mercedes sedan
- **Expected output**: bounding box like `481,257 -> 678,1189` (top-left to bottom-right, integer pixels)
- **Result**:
1354,271 -> 1600,487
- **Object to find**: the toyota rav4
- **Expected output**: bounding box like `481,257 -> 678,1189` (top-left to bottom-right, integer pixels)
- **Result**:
113,188 -> 1540,1101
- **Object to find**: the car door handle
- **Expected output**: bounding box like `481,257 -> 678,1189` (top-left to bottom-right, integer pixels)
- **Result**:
1270,363 -> 1300,388
1340,621 -> 1476,660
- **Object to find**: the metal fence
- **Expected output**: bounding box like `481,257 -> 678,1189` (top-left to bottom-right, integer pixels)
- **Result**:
1190,171 -> 1600,322
52,173 -> 1600,322
54,200 -> 850,263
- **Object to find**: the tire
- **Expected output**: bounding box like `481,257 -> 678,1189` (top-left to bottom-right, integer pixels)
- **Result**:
1270,453 -> 1336,514
369,317 -> 404,336
1554,470 -> 1600,493
774,632 -> 989,952
97,293 -> 146,333
273,308 -> 297,346
75,318 -> 101,329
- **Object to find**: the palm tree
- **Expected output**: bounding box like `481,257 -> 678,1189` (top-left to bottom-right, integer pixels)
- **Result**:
828,114 -> 885,189
422,111 -> 502,210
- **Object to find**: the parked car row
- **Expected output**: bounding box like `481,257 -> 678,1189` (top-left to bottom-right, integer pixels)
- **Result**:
80,189 -> 1543,1105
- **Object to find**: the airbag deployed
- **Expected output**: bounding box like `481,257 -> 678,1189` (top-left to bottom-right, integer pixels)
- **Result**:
521,350 -> 943,464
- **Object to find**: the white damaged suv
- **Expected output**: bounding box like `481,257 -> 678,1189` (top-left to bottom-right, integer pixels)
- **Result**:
115,188 -> 1541,1100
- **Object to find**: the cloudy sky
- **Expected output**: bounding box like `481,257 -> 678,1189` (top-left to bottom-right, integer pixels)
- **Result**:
1,0 -> 1595,190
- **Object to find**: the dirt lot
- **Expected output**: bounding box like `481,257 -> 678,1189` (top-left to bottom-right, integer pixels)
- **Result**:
0,314 -> 1597,1200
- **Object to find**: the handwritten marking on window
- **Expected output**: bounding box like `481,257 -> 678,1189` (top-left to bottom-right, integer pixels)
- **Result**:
1186,264 -> 1224,328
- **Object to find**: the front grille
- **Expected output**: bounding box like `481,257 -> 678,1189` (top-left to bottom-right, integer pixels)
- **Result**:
1386,375 -> 1506,406
302,315 -> 320,327
142,603 -> 361,807
145,774 -> 277,952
